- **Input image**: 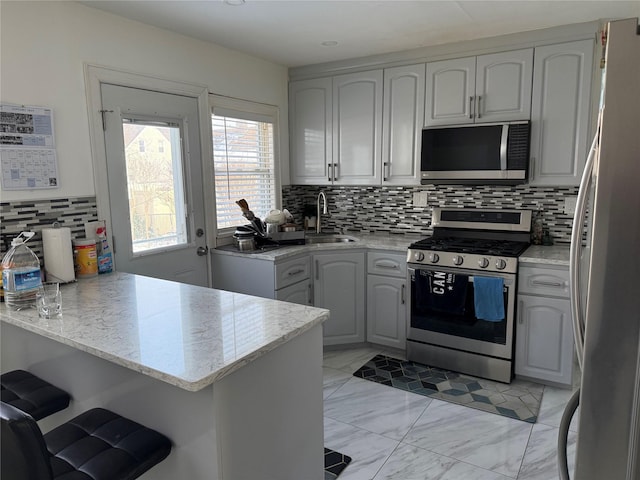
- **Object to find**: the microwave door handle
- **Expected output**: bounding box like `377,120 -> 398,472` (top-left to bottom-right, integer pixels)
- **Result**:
500,124 -> 508,171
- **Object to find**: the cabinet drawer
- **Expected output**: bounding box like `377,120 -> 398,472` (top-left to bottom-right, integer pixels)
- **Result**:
275,256 -> 311,290
367,251 -> 407,278
518,265 -> 570,298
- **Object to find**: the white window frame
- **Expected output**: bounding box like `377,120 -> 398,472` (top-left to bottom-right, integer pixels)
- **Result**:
209,94 -> 281,245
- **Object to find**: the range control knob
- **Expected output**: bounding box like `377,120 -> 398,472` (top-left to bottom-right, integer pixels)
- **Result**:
428,253 -> 440,263
452,255 -> 464,266
495,259 -> 507,270
478,257 -> 490,268
415,251 -> 425,262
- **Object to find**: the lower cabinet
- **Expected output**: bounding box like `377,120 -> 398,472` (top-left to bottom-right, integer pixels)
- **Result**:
516,264 -> 574,385
275,278 -> 312,305
313,251 -> 366,345
366,251 -> 408,349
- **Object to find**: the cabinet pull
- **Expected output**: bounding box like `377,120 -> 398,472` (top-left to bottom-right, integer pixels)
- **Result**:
476,95 -> 482,118
315,260 -> 319,280
308,284 -> 313,305
376,262 -> 398,270
469,96 -> 474,119
288,269 -> 304,276
328,163 -> 332,182
383,162 -> 390,181
401,284 -> 406,304
333,163 -> 338,182
532,280 -> 565,287
518,300 -> 524,324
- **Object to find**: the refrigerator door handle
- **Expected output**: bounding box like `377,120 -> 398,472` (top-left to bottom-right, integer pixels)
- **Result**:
569,132 -> 598,371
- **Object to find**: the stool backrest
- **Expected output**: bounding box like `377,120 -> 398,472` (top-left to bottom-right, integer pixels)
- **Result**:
1,401 -> 54,480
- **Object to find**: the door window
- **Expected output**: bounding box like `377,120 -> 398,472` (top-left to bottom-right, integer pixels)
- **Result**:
122,118 -> 188,254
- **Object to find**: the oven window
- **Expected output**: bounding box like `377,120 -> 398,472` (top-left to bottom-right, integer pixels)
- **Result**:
410,272 -> 508,345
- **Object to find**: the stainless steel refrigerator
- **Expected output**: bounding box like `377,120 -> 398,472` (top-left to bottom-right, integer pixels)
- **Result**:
560,17 -> 640,480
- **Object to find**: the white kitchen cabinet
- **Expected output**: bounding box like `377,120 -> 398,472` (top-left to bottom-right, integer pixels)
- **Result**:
425,49 -> 533,126
289,78 -> 333,185
381,64 -> 425,185
366,251 -> 408,349
516,264 -> 574,385
276,278 -> 312,306
333,70 -> 383,185
529,39 -> 594,186
313,251 -> 366,345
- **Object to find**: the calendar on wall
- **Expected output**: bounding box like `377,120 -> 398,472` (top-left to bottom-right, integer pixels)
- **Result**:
0,103 -> 59,190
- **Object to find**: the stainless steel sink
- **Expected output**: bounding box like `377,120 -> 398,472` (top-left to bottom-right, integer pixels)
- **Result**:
305,234 -> 358,244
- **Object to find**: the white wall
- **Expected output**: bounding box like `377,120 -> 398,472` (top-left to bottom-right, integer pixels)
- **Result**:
0,1 -> 289,202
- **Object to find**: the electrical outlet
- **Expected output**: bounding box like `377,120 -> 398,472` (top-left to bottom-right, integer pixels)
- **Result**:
413,191 -> 428,208
564,196 -> 577,215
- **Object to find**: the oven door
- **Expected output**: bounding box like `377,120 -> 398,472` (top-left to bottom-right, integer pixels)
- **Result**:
407,264 -> 516,360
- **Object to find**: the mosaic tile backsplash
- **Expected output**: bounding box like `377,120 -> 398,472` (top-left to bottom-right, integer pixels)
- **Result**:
1,197 -> 98,263
282,184 -> 579,244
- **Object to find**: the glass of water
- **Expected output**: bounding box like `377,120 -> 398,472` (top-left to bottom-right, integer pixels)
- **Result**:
36,283 -> 62,319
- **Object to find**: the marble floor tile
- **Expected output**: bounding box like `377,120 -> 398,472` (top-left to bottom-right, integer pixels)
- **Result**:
403,399 -> 532,477
324,377 -> 431,440
324,417 -> 399,480
372,443 -> 511,480
517,423 -> 577,480
323,346 -> 383,373
323,367 -> 353,400
537,386 -> 580,432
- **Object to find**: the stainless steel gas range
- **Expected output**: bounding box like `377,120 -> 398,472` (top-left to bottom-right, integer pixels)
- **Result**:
406,208 -> 532,383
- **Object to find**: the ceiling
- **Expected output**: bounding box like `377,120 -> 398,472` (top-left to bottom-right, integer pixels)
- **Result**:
81,1 -> 639,67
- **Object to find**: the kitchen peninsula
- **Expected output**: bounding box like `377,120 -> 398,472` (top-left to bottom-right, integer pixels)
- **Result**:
0,272 -> 329,479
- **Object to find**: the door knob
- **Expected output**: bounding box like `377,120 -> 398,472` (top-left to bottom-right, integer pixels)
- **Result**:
196,246 -> 208,256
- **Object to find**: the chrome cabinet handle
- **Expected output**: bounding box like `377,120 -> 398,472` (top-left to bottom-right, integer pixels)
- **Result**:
375,262 -> 399,270
383,162 -> 390,181
476,95 -> 482,118
288,269 -> 304,276
532,280 -> 565,287
401,284 -> 406,304
308,284 -> 313,305
333,163 -> 338,182
469,96 -> 474,119
328,163 -> 332,182
315,260 -> 319,280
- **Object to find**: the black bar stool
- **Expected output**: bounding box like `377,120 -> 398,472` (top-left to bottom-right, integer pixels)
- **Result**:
1,401 -> 172,480
1,370 -> 71,421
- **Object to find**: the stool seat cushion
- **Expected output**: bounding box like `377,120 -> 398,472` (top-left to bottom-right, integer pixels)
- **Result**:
1,370 -> 71,421
46,408 -> 172,480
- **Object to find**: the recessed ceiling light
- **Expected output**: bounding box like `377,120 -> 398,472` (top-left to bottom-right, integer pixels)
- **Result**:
224,0 -> 245,5
321,41 -> 339,47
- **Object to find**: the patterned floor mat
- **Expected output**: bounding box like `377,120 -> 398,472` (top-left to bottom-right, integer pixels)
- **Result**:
324,448 -> 352,479
353,354 -> 544,423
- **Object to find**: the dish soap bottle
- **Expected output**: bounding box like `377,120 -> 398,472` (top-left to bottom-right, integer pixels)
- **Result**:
532,210 -> 544,245
1,231 -> 42,310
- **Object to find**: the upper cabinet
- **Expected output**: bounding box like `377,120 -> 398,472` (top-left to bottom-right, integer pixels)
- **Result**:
425,49 -> 533,126
529,39 -> 594,186
332,70 -> 383,185
382,64 -> 425,185
289,77 -> 333,185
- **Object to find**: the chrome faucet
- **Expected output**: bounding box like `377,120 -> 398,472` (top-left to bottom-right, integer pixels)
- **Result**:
316,191 -> 328,234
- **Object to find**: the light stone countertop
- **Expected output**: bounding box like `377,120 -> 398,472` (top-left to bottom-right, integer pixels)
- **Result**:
519,245 -> 571,266
213,232 -> 424,261
0,272 -> 329,392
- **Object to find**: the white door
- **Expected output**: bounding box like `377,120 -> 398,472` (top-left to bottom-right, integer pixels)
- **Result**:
425,56 -> 476,126
101,84 -> 209,286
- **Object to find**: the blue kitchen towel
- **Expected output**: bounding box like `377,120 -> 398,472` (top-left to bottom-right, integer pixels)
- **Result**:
473,277 -> 505,322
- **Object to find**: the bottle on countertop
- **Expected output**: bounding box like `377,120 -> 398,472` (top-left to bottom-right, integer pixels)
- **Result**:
1,231 -> 42,310
531,210 -> 544,245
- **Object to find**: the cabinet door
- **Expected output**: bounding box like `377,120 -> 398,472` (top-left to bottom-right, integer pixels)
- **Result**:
515,295 -> 574,385
382,64 -> 425,185
529,40 -> 594,186
475,49 -> 533,123
425,56 -> 476,126
276,279 -> 312,306
366,275 -> 407,349
313,252 -> 366,345
289,78 -> 333,185
333,71 -> 383,185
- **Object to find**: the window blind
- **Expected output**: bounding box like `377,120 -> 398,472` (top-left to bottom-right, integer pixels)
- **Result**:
212,114 -> 275,231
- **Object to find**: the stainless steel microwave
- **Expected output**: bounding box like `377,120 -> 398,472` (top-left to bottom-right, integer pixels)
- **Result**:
420,121 -> 530,185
